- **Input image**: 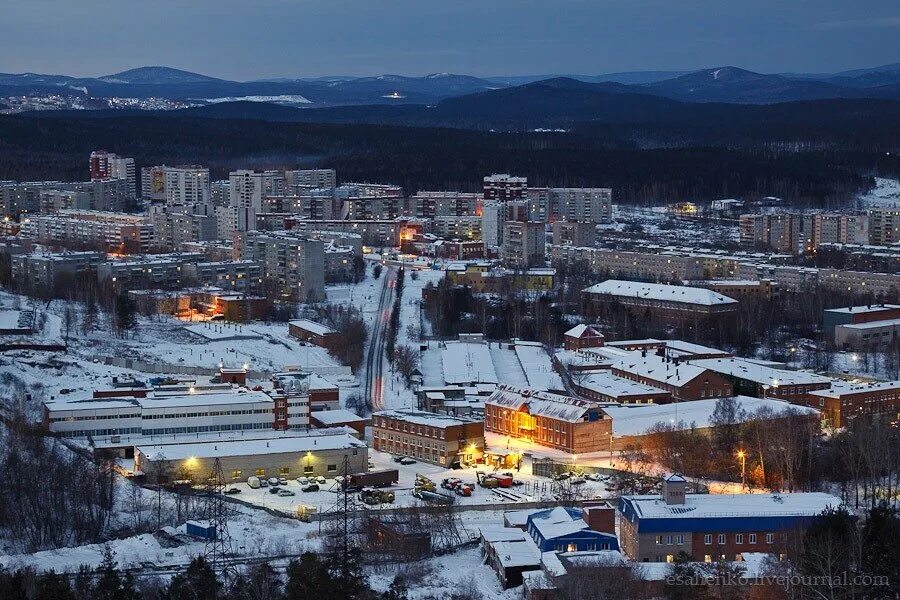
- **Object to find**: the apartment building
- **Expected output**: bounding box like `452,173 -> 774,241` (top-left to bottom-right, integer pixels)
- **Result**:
164,166 -> 210,209
550,245 -> 742,282
10,251 -> 105,289
737,263 -> 899,297
182,260 -> 262,291
869,207 -> 900,246
371,409 -> 485,467
141,165 -> 167,200
551,188 -> 612,223
287,219 -> 407,247
618,475 -> 840,563
501,221 -> 546,268
410,191 -> 481,219
243,230 -> 325,301
149,207 -> 217,249
432,215 -> 482,240
20,209 -> 153,252
96,253 -> 205,288
739,213 -> 814,254
90,151 -> 136,198
484,174 -> 527,201
484,386 -> 611,454
551,221 -> 595,247
285,168 -> 336,190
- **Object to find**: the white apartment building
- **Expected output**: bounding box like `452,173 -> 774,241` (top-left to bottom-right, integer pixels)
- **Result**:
164,166 -> 210,209
551,187 -> 613,223
869,208 -> 900,246
285,168 -> 336,190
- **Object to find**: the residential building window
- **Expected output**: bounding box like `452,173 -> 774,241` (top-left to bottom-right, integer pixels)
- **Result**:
704,534 -> 712,545
736,534 -> 743,544
255,469 -> 266,477
766,533 -> 774,544
749,534 -> 757,544
231,470 -> 242,480
718,534 -> 725,545
666,535 -> 673,545
304,465 -> 314,474
279,467 -> 290,476
655,536 -> 663,545
327,464 -> 337,472
676,535 -> 684,545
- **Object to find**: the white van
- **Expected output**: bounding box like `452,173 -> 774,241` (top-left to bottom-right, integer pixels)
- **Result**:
247,476 -> 261,489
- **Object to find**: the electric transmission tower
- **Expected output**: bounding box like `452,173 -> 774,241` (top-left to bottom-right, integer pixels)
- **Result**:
327,454 -> 363,580
203,457 -> 236,586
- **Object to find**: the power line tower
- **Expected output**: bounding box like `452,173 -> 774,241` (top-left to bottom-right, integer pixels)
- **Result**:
327,454 -> 364,581
203,457 -> 236,586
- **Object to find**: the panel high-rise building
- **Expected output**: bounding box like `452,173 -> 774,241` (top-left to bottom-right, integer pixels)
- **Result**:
484,174 -> 527,202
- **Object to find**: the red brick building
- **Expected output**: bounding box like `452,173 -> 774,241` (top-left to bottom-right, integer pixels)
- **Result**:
611,354 -> 733,401
372,409 -> 484,467
806,380 -> 900,428
563,324 -> 605,351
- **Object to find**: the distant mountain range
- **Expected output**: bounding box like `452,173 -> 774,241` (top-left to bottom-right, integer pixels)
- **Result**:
3,63 -> 900,109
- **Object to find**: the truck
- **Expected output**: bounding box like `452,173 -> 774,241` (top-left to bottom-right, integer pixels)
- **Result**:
348,469 -> 399,489
494,474 -> 514,488
476,471 -> 499,488
359,488 -> 396,505
412,489 -> 454,504
414,473 -> 436,493
295,504 -> 318,522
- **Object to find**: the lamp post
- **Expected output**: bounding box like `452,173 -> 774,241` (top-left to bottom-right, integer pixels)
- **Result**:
737,449 -> 747,491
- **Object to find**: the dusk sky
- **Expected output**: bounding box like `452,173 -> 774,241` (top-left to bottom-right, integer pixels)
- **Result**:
2,0 -> 899,79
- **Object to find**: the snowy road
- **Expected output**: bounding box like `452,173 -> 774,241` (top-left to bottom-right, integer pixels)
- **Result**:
363,267 -> 395,411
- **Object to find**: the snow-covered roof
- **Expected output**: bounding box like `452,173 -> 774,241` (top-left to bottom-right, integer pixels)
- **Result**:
838,318 -> 900,330
824,304 -> 900,314
487,386 -> 600,423
504,508 -> 545,527
372,409 -> 479,429
574,372 -> 668,398
140,389 -> 274,410
809,380 -> 900,398
663,340 -> 730,358
601,396 -> 817,437
584,280 -> 738,306
623,491 -> 840,520
492,539 -> 541,568
563,324 -> 604,339
310,409 -> 364,425
479,526 -> 528,544
136,432 -> 365,461
288,319 -> 336,336
441,341 -> 498,385
612,354 -> 709,387
690,357 -> 833,386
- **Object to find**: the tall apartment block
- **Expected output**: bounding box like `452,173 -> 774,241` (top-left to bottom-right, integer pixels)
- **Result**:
243,231 -> 325,301
869,208 -> 900,246
501,221 -> 546,268
484,174 -> 527,202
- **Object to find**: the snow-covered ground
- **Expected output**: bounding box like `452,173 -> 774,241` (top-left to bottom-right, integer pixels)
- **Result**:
224,449 -> 614,515
856,177 -> 900,208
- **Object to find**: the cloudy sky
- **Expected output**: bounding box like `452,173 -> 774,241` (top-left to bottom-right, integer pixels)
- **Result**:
2,0 -> 898,79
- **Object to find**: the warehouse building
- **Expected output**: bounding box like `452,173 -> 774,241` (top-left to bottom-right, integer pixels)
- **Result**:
134,431 -> 367,482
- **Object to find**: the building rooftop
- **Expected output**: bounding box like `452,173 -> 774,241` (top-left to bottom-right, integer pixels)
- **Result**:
487,386 -> 599,423
824,304 -> 900,314
838,317 -> 900,330
622,491 -> 840,520
690,357 -> 832,386
372,409 -> 479,429
612,354 -> 709,387
809,380 -> 900,398
601,396 -> 818,437
492,539 -> 542,568
564,324 -> 603,339
574,372 -> 668,398
310,409 -> 365,425
584,280 -> 738,306
136,432 -> 365,461
288,319 -> 336,336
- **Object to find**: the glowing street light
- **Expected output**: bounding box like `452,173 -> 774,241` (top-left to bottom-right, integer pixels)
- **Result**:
736,449 -> 747,491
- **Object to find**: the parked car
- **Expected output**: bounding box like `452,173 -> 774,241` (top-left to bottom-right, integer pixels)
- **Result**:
247,477 -> 261,489
224,487 -> 241,495
297,477 -> 309,485
316,476 -> 326,485
278,478 -> 288,486
277,489 -> 296,497
269,486 -> 281,494
585,473 -> 601,482
258,478 -> 269,487
400,457 -> 416,465
302,484 -> 320,493
267,477 -> 280,486
393,455 -> 407,463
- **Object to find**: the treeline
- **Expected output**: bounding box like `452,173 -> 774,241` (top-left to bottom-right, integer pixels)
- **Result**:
0,112 -> 895,206
0,550 -> 422,600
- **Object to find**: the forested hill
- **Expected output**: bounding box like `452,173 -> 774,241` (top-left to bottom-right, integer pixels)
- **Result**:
1,104 -> 898,206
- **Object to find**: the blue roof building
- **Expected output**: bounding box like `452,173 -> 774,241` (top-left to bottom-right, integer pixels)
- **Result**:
526,507 -> 620,553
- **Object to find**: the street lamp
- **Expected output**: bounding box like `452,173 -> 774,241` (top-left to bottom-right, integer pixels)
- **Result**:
736,450 -> 747,491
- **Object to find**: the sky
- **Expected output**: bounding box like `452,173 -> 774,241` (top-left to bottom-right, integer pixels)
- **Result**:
1,0 -> 898,80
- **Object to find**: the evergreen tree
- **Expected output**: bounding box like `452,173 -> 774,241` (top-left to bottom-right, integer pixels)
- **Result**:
93,546 -> 141,600
381,575 -> 408,600
115,293 -> 138,338
34,570 -> 76,600
285,553 -> 331,600
164,557 -> 220,600
860,504 -> 900,598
